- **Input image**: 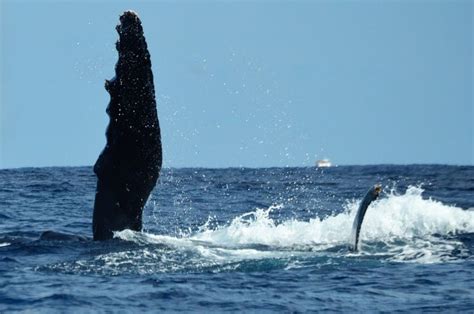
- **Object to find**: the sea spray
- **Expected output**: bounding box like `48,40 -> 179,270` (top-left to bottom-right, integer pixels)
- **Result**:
112,186 -> 474,264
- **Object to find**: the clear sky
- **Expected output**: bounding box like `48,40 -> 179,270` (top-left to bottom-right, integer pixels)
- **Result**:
1,0 -> 472,168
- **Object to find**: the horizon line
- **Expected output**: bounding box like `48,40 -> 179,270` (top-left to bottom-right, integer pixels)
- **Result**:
1,163 -> 472,171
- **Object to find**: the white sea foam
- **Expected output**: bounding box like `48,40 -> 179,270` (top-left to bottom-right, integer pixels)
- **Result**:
0,242 -> 10,247
114,186 -> 474,264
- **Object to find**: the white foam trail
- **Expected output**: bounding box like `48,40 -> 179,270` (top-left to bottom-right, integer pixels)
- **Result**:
193,187 -> 473,249
114,186 -> 474,264
192,204 -> 352,250
115,229 -> 292,260
0,242 -> 10,247
361,186 -> 474,241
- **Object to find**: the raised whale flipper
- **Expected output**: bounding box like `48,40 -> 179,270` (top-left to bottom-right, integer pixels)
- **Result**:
350,185 -> 382,251
93,11 -> 162,241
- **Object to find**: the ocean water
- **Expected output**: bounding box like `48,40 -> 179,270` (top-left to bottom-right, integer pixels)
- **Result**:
0,165 -> 473,312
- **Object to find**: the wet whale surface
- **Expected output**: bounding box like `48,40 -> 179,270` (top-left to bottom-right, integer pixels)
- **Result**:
93,11 -> 162,241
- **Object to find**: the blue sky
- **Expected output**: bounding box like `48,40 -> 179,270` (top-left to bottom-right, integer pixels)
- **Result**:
1,0 -> 472,168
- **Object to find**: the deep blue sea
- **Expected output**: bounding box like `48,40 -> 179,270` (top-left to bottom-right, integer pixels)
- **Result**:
1,165 -> 473,312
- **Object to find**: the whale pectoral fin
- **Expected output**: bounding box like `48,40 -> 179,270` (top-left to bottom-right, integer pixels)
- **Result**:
92,11 -> 162,241
350,184 -> 382,252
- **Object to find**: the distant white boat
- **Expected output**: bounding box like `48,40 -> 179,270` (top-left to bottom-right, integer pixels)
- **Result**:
316,159 -> 332,168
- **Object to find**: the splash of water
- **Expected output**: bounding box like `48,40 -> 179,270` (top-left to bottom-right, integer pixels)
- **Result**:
45,186 -> 474,275
117,186 -> 474,264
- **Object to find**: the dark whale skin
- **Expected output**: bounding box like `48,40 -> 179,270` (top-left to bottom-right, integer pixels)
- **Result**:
93,11 -> 162,241
350,185 -> 381,251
